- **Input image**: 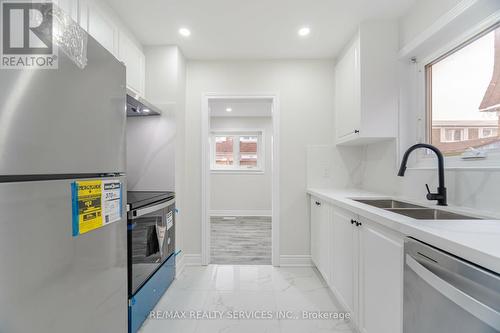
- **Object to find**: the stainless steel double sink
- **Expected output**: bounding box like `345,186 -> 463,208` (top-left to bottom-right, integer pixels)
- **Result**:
353,199 -> 481,220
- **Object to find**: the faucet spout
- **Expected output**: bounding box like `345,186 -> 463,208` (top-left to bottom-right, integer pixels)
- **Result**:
398,144 -> 447,206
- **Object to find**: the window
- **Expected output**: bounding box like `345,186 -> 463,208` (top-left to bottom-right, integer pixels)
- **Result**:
426,24 -> 500,156
481,128 -> 498,138
211,131 -> 263,171
441,128 -> 465,142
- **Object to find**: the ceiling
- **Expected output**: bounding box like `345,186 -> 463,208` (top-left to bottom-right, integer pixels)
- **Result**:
104,0 -> 415,59
209,99 -> 272,117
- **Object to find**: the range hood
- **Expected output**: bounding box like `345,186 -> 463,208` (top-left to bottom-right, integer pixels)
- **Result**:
126,89 -> 162,117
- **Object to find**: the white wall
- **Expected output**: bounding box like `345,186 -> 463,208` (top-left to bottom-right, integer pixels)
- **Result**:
306,145 -> 364,189
126,46 -> 183,191
126,45 -> 187,254
210,117 -> 273,214
184,60 -> 335,256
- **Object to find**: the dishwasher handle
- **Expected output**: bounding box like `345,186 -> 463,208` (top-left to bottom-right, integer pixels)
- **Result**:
406,254 -> 500,331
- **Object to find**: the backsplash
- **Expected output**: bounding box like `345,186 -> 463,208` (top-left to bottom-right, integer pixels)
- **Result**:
307,141 -> 500,217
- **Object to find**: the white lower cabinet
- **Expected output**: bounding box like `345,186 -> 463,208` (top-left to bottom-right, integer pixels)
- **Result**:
310,198 -> 404,333
331,207 -> 357,316
358,218 -> 403,333
310,197 -> 331,285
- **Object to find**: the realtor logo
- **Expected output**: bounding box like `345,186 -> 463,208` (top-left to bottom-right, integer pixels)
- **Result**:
1,1 -> 58,68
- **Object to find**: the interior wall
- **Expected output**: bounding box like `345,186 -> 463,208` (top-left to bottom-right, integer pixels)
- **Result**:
126,45 -> 187,253
184,60 -> 335,256
126,46 -> 181,191
210,116 -> 273,214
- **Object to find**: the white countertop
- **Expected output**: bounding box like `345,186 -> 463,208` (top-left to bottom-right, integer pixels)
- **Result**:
307,188 -> 500,274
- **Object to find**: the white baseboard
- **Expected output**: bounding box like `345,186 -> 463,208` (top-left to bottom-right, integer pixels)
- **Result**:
279,255 -> 313,267
183,253 -> 202,266
209,210 -> 272,217
176,253 -> 202,277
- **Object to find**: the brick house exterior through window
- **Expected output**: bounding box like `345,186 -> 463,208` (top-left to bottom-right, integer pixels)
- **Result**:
427,24 -> 500,156
211,131 -> 263,171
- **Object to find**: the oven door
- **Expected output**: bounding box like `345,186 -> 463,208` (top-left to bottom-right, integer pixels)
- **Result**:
128,198 -> 175,296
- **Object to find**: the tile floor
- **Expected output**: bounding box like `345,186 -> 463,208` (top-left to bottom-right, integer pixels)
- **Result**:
211,216 -> 272,265
139,265 -> 355,333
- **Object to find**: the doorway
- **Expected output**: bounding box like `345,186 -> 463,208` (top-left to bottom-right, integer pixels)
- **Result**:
201,94 -> 280,266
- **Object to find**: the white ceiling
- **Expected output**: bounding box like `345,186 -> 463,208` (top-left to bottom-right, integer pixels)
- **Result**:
209,99 -> 272,117
104,0 -> 415,59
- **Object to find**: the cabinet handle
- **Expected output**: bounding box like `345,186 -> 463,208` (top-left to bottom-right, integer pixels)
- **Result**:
356,221 -> 362,227
315,201 -> 321,206
354,129 -> 360,134
350,219 -> 356,225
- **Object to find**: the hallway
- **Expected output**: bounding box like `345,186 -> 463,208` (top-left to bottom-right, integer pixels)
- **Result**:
211,216 -> 272,264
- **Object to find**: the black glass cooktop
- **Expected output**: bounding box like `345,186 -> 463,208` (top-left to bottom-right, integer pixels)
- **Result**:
127,191 -> 175,210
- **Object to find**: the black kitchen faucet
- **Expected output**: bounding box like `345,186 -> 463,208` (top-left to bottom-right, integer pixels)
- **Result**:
398,143 -> 447,206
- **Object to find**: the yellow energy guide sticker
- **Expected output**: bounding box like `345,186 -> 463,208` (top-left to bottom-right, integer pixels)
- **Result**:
71,179 -> 123,236
72,180 -> 103,236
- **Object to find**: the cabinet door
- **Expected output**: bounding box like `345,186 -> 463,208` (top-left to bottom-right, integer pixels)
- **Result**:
310,198 -> 321,268
335,36 -> 361,140
53,0 -> 78,22
310,197 -> 330,283
359,222 -> 403,333
331,208 -> 356,314
86,3 -> 118,56
118,33 -> 145,96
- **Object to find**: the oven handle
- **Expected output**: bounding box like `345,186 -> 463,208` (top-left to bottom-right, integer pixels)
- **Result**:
406,254 -> 500,330
130,199 -> 175,219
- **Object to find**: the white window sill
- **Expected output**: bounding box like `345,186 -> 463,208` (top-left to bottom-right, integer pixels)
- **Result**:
210,169 -> 265,175
410,153 -> 500,171
407,166 -> 500,171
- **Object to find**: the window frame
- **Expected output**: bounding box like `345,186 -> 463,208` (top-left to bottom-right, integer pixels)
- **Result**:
210,129 -> 265,173
416,21 -> 500,169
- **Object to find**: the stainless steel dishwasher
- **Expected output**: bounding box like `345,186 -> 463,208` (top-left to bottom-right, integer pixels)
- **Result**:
404,238 -> 500,332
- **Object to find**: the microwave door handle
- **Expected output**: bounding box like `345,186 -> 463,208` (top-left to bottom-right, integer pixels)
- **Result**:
130,199 -> 175,219
406,254 -> 500,330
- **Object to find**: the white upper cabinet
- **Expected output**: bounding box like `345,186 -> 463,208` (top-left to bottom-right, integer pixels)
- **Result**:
335,20 -> 398,145
86,3 -> 118,57
118,33 -> 145,96
53,0 -> 79,22
335,37 -> 361,141
76,0 -> 146,97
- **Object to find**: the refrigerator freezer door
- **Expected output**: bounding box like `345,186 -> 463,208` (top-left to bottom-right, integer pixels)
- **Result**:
0,36 -> 126,176
0,177 -> 127,333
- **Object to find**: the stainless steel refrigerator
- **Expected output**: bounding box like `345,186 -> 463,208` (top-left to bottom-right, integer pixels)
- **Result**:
0,35 -> 128,332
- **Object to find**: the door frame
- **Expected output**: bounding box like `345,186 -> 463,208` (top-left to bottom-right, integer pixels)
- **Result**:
201,93 -> 280,266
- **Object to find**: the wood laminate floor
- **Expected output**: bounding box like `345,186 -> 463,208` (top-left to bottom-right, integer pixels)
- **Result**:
210,216 -> 272,265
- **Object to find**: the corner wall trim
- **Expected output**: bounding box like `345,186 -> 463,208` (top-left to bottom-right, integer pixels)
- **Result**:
175,252 -> 185,278
209,210 -> 272,217
279,255 -> 313,267
399,0 -> 480,58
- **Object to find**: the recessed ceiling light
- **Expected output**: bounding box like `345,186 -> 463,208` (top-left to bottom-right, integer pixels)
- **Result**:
179,28 -> 191,37
142,108 -> 150,113
298,26 -> 311,37
226,108 -> 232,112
